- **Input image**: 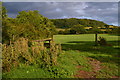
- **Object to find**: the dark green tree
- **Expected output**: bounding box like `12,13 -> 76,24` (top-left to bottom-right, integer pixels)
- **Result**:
2,10 -> 57,44
51,18 -> 107,29
2,6 -> 7,19
70,24 -> 86,34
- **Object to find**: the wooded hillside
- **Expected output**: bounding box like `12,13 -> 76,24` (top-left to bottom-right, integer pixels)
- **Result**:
50,18 -> 108,29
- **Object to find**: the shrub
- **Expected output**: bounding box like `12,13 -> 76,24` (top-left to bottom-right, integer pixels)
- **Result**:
2,38 -> 32,72
2,37 -> 62,72
98,37 -> 107,46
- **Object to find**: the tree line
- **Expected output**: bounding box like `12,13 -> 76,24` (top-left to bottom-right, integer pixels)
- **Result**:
50,18 -> 108,29
51,18 -> 119,34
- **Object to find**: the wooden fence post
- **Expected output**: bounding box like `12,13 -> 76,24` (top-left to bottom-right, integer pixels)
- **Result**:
95,33 -> 98,46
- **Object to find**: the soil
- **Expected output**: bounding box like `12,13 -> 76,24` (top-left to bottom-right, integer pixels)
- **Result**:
74,57 -> 101,78
74,57 -> 120,78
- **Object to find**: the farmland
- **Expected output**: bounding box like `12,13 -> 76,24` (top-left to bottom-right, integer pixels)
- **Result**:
2,2 -> 120,79
54,34 -> 119,43
3,34 -> 120,78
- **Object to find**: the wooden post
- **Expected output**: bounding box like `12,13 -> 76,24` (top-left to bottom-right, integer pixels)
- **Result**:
10,39 -> 11,45
95,33 -> 98,46
40,42 -> 44,50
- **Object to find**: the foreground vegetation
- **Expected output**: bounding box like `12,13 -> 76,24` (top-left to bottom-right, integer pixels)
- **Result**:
3,34 -> 120,78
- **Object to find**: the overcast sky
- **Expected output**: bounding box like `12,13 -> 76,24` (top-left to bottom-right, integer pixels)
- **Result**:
3,2 -> 118,26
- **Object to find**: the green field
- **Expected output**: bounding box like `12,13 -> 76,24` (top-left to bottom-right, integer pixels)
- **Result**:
54,34 -> 119,43
3,34 -> 120,78
54,34 -> 119,78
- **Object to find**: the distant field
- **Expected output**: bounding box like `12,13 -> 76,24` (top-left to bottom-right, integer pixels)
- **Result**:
53,34 -> 119,44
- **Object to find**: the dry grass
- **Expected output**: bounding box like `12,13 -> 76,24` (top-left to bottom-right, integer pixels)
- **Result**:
2,37 -> 62,72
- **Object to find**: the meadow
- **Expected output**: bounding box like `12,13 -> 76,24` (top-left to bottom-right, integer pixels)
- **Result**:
3,34 -> 120,78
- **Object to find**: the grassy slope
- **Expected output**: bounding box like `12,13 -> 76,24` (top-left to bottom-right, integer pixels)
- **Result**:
54,34 -> 119,78
3,34 -> 120,78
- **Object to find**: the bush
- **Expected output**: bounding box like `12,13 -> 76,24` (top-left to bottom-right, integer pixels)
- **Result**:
2,37 -> 62,72
2,38 -> 32,72
98,37 -> 107,46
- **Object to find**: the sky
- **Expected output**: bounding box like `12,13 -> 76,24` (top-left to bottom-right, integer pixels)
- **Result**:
3,2 -> 118,26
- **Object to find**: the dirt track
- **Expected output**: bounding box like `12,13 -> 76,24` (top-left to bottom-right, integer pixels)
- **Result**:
74,57 -> 101,78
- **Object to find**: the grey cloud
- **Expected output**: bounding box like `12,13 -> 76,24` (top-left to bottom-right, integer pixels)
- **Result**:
3,2 -> 118,26
84,2 -> 118,25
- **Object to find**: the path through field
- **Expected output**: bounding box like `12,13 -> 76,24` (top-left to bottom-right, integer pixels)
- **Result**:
74,57 -> 102,78
75,57 -> 120,78
54,34 -> 120,78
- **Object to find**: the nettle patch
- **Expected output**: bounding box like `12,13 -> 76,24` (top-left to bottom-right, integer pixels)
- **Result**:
2,37 -> 62,72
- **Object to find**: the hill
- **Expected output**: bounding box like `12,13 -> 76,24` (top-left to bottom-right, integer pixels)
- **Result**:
50,18 -> 108,29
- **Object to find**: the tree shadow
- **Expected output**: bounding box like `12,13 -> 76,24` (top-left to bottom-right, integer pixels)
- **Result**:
61,41 -> 120,64
62,41 -> 119,53
88,55 -> 119,64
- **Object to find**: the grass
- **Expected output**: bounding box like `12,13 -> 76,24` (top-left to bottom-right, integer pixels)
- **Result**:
3,64 -> 52,78
54,34 -> 120,78
3,34 -> 120,78
3,50 -> 90,78
53,34 -> 118,44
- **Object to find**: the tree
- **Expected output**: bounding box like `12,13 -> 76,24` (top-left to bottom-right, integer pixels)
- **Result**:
2,6 -> 9,43
2,10 -> 57,44
90,27 -> 101,33
2,6 -> 7,19
70,24 -> 86,34
51,18 -> 107,29
17,10 -> 56,38
0,3 -> 2,43
111,27 -> 120,35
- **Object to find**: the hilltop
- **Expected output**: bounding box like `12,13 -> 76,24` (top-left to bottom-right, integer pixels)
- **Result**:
50,18 -> 109,29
